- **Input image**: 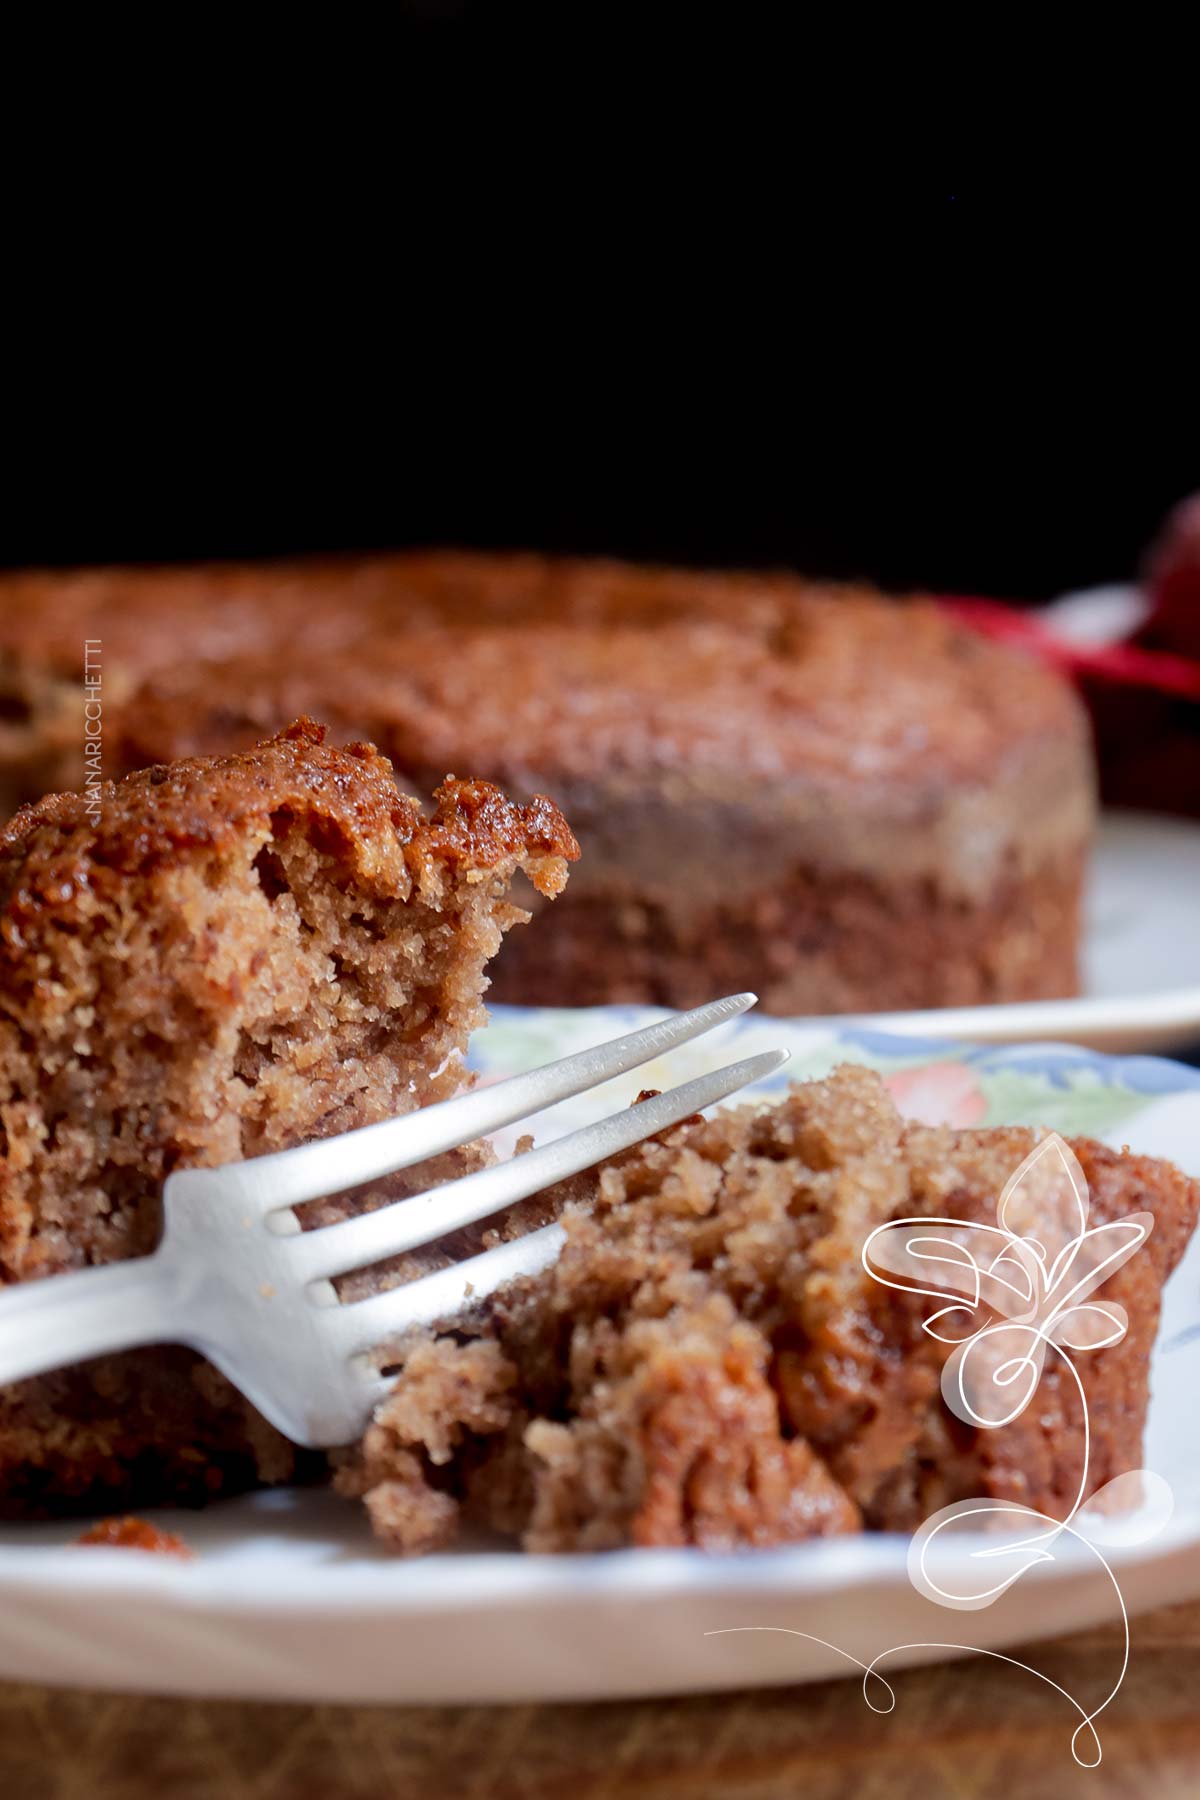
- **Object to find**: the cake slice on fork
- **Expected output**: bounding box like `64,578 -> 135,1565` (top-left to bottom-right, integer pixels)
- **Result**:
0,717 -> 578,1512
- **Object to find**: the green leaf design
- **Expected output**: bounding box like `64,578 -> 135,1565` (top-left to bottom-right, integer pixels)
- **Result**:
974,1067 -> 1151,1136
473,1011 -> 1157,1143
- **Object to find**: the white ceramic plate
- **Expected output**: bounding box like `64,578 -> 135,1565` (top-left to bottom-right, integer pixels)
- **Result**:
808,810 -> 1200,1054
0,1016 -> 1197,1722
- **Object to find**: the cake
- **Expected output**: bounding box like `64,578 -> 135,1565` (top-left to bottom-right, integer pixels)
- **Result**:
0,715 -> 1188,1544
336,1066 -> 1199,1554
0,551 -> 1094,1017
0,719 -> 577,1511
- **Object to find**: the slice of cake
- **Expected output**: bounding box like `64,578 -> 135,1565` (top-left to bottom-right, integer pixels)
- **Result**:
0,718 -> 577,1511
338,1066 -> 1198,1553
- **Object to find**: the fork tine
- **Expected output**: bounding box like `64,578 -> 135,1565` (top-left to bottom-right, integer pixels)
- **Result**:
198,992 -> 759,1214
301,1048 -> 789,1311
352,1223 -> 567,1413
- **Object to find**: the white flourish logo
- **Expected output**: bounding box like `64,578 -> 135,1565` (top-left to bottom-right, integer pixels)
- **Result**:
709,1132 -> 1173,1769
863,1131 -> 1151,1441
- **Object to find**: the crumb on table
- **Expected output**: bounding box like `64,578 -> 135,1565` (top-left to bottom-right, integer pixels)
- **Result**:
75,1516 -> 194,1557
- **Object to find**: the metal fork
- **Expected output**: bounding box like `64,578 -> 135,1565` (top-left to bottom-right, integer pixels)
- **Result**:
0,994 -> 785,1448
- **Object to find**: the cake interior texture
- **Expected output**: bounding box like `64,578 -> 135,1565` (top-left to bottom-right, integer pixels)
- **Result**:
0,550 -> 1095,1016
0,719 -> 577,1512
336,1065 -> 1199,1555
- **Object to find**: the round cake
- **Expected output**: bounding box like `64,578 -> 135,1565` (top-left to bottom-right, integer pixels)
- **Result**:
0,551 -> 1095,1015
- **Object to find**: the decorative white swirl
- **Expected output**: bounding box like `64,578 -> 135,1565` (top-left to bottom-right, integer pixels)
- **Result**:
859,1131 -> 1167,1766
711,1130 -> 1170,1770
862,1133 -> 1153,1436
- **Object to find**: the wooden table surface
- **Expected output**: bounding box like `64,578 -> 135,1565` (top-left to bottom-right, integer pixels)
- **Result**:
4,1597 -> 1199,1800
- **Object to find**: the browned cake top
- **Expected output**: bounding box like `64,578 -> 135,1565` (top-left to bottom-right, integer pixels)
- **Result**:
2,549 -> 1087,797
115,586 -> 1087,797
0,718 -> 578,965
0,555 -> 424,682
0,550 -> 808,674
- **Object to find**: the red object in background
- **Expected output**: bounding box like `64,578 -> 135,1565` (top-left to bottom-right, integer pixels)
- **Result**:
1109,494 -> 1200,813
1143,491 -> 1200,662
940,598 -> 1200,701
940,496 -> 1200,818
1084,685 -> 1200,818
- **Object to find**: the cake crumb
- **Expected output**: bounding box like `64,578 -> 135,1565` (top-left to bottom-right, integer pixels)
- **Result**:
76,1517 -> 193,1557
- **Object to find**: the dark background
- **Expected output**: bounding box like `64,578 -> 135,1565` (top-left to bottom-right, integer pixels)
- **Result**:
3,37 -> 1193,602
7,342 -> 1188,601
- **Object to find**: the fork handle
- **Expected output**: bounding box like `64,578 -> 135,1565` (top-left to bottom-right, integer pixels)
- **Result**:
0,1254 -> 182,1388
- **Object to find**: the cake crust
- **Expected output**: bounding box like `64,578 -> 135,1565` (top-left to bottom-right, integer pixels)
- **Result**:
114,597 -> 1083,792
1,715 -> 576,901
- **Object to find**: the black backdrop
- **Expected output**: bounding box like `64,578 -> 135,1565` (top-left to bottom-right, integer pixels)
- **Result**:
3,141 -> 1194,600
6,365 -> 1189,601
